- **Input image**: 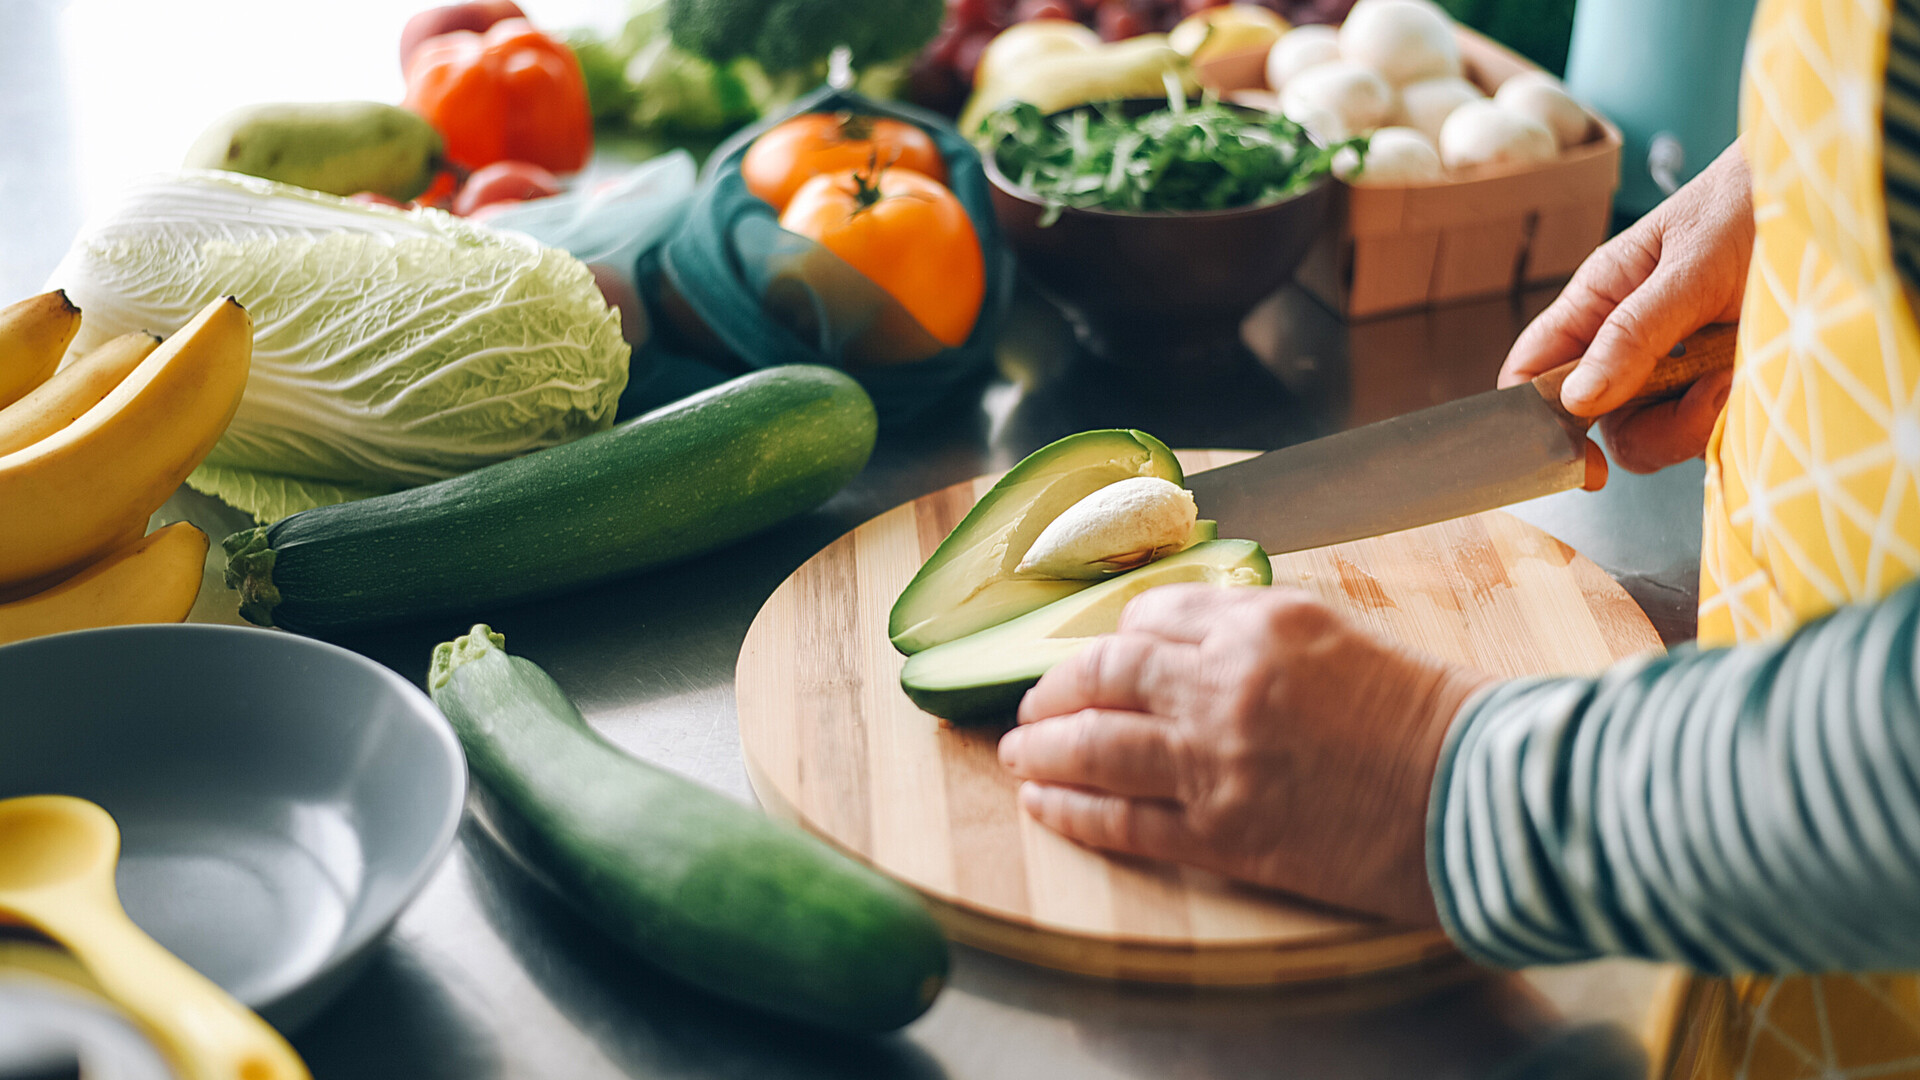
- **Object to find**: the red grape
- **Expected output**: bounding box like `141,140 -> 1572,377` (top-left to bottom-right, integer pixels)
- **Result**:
1012,0 -> 1075,20
1096,0 -> 1146,39
952,28 -> 997,78
951,0 -> 1010,29
926,22 -> 965,66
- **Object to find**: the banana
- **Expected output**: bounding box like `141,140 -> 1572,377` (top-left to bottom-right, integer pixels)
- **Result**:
0,522 -> 208,646
0,290 -> 82,408
0,297 -> 251,587
0,331 -> 162,457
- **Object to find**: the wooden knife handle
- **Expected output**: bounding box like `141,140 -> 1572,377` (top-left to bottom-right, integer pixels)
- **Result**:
1532,322 -> 1739,417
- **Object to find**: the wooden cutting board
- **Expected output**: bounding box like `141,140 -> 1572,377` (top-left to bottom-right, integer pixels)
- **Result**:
736,450 -> 1664,985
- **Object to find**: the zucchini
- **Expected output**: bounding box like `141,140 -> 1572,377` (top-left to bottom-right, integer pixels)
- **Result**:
225,366 -> 876,633
429,626 -> 949,1032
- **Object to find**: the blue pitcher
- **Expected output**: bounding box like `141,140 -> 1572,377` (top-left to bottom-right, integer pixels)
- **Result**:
1565,0 -> 1761,217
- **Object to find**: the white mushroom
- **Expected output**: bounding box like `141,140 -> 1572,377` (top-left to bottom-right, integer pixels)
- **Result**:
1016,477 -> 1199,580
1395,75 -> 1483,144
1266,24 -> 1341,92
1493,71 -> 1592,150
1338,126 -> 1444,184
1337,0 -> 1462,85
1438,99 -> 1558,169
1280,60 -> 1395,138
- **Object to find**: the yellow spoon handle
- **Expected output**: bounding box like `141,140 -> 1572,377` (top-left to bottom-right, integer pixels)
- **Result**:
40,892 -> 309,1080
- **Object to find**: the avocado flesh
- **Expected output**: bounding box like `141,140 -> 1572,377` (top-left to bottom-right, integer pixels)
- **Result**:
900,539 -> 1271,725
889,430 -> 1182,655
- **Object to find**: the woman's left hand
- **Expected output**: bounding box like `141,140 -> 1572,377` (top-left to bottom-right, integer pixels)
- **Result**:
1000,583 -> 1493,925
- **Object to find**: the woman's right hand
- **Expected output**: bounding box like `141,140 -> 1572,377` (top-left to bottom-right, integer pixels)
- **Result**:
1500,141 -> 1753,478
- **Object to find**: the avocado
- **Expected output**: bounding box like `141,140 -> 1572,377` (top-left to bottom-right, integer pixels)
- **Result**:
183,102 -> 444,201
900,539 -> 1271,724
889,429 -> 1184,655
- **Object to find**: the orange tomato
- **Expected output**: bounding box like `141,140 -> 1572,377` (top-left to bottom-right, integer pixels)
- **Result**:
743,112 -> 947,212
779,167 -> 985,349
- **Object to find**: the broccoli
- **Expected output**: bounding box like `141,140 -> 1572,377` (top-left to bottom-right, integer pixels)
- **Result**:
665,0 -> 943,78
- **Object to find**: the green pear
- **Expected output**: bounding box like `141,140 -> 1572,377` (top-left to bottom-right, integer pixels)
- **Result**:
184,102 -> 444,201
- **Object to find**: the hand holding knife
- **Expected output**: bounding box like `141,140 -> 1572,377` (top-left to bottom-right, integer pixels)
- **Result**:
1184,323 -> 1740,556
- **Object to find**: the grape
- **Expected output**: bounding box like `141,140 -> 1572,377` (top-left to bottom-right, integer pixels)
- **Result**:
1012,0 -> 1076,19
951,0 -> 1008,29
953,28 -> 997,78
1096,0 -> 1147,39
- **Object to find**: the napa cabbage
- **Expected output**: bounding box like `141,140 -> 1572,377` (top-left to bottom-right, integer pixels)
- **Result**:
47,171 -> 630,520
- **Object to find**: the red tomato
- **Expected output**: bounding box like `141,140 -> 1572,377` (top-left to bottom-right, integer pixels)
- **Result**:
452,160 -> 561,216
742,112 -> 947,212
778,167 -> 985,349
348,191 -> 408,208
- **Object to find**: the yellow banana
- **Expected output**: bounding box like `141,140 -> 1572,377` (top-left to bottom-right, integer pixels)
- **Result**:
0,297 -> 251,587
0,522 -> 208,646
0,331 -> 162,456
0,290 -> 82,408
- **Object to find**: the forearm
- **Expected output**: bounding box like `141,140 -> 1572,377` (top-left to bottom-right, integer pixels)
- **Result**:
1428,579 -> 1920,973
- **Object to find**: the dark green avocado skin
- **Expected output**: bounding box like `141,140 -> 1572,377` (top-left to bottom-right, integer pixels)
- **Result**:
903,677 -> 1033,727
901,539 -> 1272,725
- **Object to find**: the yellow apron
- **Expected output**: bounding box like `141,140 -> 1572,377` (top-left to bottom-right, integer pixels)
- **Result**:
1672,0 -> 1920,1074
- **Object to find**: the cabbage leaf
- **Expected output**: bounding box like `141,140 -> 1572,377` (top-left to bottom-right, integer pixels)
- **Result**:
48,171 -> 630,519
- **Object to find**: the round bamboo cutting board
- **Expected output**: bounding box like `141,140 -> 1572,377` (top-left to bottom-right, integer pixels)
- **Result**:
736,450 -> 1664,985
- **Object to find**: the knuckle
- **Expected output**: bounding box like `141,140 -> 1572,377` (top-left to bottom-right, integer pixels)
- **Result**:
1071,638 -> 1113,699
1249,590 -> 1334,640
1067,711 -> 1103,770
1099,797 -> 1138,849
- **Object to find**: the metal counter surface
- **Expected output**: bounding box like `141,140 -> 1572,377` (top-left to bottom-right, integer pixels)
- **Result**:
4,1 -> 1704,1074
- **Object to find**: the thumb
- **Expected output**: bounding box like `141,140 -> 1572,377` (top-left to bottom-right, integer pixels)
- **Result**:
1559,265 -> 1706,416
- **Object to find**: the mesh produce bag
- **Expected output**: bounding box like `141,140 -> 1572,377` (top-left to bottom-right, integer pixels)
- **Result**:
626,85 -> 1015,427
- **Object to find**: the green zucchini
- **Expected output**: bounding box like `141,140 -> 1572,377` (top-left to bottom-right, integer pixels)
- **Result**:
429,625 -> 949,1032
225,366 -> 876,634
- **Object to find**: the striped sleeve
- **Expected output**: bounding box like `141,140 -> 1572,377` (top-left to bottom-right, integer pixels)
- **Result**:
1886,0 -> 1920,288
1426,578 -> 1920,973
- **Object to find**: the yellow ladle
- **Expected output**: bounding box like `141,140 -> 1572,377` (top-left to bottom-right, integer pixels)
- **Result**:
0,795 -> 310,1080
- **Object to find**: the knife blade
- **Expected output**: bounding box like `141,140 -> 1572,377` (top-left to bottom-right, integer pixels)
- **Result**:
1184,324 -> 1738,556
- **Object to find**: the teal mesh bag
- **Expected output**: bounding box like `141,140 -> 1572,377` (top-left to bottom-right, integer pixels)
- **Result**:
624,85 -> 1014,428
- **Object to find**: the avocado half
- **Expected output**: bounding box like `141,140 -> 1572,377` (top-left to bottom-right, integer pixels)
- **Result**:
900,539 -> 1271,725
889,430 -> 1184,655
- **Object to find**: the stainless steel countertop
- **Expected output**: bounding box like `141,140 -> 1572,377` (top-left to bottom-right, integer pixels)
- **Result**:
4,2 -> 1707,1075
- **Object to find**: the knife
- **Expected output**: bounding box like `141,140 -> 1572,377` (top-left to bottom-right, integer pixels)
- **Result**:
1184,324 -> 1739,556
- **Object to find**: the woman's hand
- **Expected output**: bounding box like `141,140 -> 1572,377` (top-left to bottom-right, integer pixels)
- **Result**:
999,584 -> 1494,925
1501,141 -> 1752,477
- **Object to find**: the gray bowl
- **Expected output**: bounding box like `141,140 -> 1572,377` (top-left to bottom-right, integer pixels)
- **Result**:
0,624 -> 466,1032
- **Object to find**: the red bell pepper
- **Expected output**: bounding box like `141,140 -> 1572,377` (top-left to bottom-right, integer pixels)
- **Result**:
403,18 -> 592,174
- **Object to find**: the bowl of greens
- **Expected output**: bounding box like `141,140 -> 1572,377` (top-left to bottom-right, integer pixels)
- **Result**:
981,95 -> 1341,365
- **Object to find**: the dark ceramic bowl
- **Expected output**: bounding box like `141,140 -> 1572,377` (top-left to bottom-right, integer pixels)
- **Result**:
985,99 -> 1335,365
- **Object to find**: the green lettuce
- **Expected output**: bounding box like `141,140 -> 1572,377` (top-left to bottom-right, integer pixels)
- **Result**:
49,172 -> 630,519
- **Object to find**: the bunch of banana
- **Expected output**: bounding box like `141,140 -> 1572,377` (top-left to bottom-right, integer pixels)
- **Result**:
0,292 -> 253,645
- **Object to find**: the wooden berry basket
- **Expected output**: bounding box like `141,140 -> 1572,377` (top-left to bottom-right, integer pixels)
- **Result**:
1204,26 -> 1622,320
